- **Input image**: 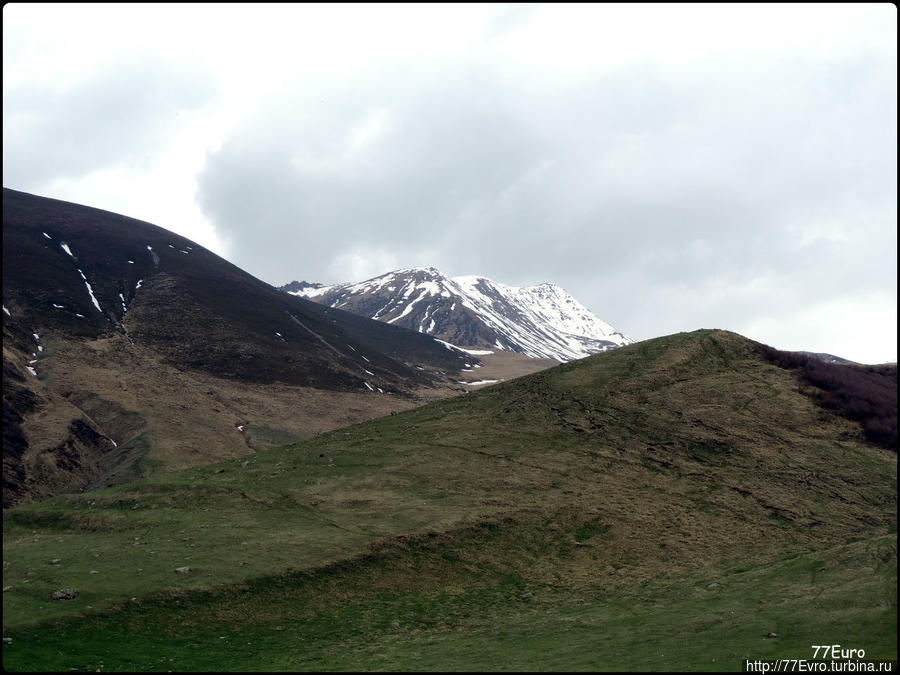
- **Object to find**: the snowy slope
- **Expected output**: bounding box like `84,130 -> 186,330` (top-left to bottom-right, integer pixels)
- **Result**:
282,267 -> 632,362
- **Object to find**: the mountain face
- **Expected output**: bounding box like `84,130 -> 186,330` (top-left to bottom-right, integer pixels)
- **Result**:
281,267 -> 632,362
2,189 -> 470,506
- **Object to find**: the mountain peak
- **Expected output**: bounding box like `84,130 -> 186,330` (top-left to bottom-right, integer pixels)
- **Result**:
282,268 -> 631,361
401,265 -> 442,275
280,279 -> 326,294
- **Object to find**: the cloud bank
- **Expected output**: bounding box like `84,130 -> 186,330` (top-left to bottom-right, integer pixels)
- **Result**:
4,4 -> 896,362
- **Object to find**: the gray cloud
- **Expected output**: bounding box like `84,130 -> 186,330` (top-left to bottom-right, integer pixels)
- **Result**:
197,45 -> 895,358
3,52 -> 216,186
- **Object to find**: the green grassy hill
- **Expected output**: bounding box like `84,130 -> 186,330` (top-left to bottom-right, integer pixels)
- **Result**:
2,329 -> 896,671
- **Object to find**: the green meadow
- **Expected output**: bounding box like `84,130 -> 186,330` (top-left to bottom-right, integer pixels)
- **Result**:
3,330 -> 896,671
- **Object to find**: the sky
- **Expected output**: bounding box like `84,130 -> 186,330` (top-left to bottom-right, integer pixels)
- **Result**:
3,3 -> 897,364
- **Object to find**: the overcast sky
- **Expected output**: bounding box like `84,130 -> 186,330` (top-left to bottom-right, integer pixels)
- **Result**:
4,3 -> 896,363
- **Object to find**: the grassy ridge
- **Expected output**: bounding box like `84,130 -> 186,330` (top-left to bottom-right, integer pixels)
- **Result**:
3,524 -> 895,671
3,329 -> 896,670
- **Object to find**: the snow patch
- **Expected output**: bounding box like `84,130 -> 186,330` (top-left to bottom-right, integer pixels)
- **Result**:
433,338 -> 458,352
77,269 -> 102,312
459,379 -> 500,386
42,232 -> 52,239
84,282 -> 102,312
60,243 -> 75,258
288,284 -> 335,298
2,306 -> 9,316
26,366 -> 37,377
135,279 -> 143,290
371,298 -> 397,320
433,338 -> 493,356
363,381 -> 374,391
386,289 -> 429,324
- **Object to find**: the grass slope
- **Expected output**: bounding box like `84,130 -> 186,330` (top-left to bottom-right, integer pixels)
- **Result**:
2,330 -> 896,670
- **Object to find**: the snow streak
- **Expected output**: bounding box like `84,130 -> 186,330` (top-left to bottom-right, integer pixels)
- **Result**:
77,269 -> 103,312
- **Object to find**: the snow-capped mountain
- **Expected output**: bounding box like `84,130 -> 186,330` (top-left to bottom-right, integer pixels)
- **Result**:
281,267 -> 632,362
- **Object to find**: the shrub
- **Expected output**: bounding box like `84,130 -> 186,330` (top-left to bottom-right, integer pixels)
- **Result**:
758,345 -> 897,450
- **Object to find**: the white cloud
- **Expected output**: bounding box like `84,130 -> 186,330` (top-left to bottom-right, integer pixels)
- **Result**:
741,291 -> 898,364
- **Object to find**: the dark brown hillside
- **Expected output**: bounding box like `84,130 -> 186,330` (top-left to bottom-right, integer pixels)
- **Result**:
2,188 -> 468,388
2,188 -> 472,506
758,345 -> 897,450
